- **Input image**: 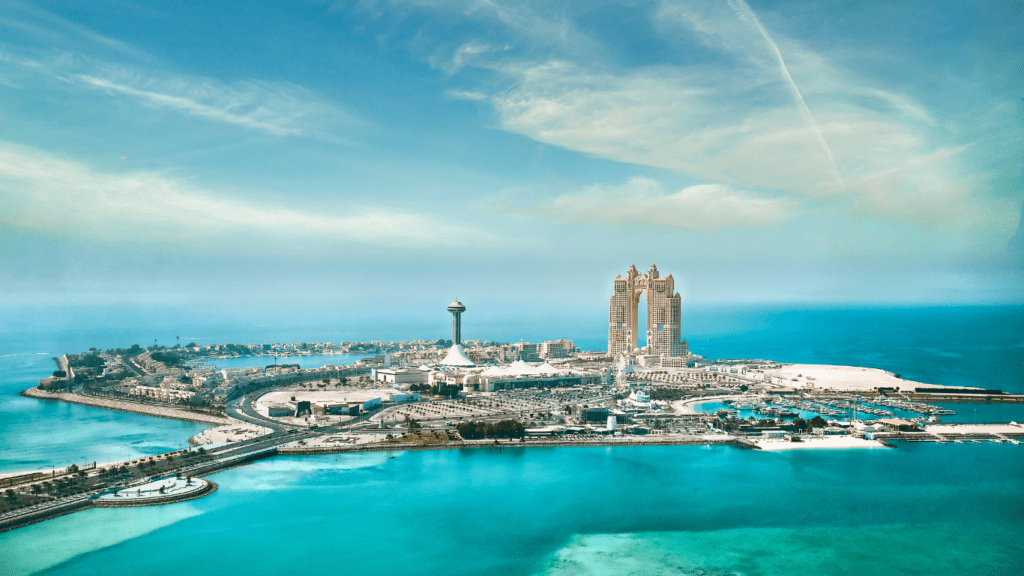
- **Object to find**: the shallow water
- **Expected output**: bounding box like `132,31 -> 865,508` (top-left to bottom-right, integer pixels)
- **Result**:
0,353 -> 207,474
1,444 -> 1020,576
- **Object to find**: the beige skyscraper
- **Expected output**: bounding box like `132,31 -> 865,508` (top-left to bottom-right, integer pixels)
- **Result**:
608,264 -> 688,357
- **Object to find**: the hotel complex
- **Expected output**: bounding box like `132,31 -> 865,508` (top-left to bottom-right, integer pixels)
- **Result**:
608,264 -> 688,358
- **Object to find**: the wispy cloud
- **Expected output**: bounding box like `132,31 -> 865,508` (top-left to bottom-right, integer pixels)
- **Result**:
0,48 -> 362,139
487,60 -> 840,193
0,0 -> 148,60
494,177 -> 798,233
721,0 -> 843,188
447,10 -> 1015,234
367,0 -> 1019,236
73,73 -> 349,137
0,142 -> 493,251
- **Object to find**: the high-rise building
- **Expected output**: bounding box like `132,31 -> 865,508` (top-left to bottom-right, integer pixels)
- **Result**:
608,264 -> 688,357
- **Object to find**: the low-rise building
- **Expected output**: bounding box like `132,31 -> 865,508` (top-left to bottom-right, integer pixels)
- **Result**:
497,342 -> 540,362
538,339 -> 577,359
372,368 -> 429,385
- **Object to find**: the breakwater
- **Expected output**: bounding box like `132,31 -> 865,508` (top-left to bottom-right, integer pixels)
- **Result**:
93,481 -> 218,508
0,481 -> 219,534
20,387 -> 229,426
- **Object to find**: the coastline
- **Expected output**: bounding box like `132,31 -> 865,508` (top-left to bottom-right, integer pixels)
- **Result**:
19,387 -> 230,426
277,435 -> 743,455
0,481 -> 219,534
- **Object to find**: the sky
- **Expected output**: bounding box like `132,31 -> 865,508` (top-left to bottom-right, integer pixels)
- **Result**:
1,0 -> 1022,328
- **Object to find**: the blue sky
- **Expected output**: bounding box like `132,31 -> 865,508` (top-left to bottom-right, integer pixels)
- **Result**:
1,0 -> 1022,322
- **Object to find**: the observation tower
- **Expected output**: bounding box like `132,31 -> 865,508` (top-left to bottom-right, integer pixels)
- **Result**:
440,299 -> 474,367
447,299 -> 466,345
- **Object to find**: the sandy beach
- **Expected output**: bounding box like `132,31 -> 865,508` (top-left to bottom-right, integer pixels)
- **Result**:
765,364 -> 974,392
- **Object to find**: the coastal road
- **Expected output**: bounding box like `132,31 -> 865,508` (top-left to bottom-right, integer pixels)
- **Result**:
225,395 -> 292,432
114,356 -> 144,378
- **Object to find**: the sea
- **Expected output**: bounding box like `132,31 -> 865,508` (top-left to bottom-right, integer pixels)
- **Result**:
0,304 -> 1022,575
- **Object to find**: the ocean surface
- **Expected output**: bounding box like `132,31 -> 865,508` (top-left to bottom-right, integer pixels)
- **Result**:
2,445 -> 1022,576
0,305 -> 1022,575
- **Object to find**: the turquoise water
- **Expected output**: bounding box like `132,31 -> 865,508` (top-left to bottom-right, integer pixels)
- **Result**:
2,445 -> 1022,576
694,400 -> 1024,424
0,352 -> 207,474
1,306 -> 1022,574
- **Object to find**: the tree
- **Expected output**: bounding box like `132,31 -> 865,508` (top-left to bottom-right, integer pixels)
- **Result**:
792,418 -> 808,432
808,415 -> 827,431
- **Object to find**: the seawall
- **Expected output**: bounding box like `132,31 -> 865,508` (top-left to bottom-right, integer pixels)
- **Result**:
20,387 -> 230,426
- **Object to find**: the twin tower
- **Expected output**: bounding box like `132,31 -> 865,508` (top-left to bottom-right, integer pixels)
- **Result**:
608,264 -> 688,357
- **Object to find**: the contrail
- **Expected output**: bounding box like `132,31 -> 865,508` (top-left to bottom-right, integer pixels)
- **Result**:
726,0 -> 844,189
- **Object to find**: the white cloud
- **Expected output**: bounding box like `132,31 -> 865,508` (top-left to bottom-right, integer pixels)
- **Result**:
488,60 -> 842,194
496,177 -> 798,233
0,0 -> 147,60
0,143 -> 494,251
376,0 -> 1017,236
0,48 -> 360,138
470,34 -> 1015,233
446,89 -> 488,100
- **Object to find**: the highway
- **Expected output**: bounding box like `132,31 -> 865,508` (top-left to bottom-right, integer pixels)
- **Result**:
225,394 -> 291,431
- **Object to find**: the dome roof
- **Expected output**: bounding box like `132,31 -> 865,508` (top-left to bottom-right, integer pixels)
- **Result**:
447,300 -> 466,311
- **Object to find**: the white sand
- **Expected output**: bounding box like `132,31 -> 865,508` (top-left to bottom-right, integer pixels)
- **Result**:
197,423 -> 272,444
765,364 -> 951,392
754,435 -> 887,451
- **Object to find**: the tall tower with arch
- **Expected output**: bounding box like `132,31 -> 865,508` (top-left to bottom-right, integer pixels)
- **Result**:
608,264 -> 688,357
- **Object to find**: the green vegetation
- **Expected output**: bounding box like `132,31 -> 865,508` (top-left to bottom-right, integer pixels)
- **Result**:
647,388 -> 688,401
408,384 -> 461,398
456,420 -> 525,440
68,354 -> 106,368
151,351 -> 185,367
